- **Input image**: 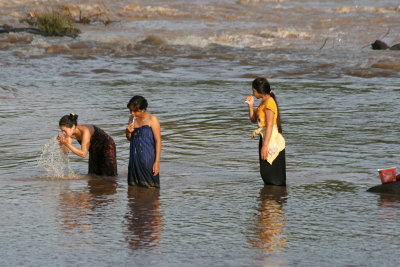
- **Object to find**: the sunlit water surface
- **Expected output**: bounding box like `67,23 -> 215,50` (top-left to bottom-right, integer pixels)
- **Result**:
1,0 -> 400,266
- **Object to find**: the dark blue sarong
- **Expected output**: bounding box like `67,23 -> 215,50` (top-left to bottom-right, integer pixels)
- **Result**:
128,125 -> 160,187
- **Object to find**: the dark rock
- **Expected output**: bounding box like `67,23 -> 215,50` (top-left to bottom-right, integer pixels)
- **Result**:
390,43 -> 400,50
371,39 -> 400,50
367,180 -> 400,195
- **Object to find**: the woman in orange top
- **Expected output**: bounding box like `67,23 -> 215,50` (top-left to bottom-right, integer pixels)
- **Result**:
246,77 -> 286,186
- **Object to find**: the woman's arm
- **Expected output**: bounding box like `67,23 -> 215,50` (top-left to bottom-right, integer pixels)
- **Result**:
59,127 -> 90,158
126,123 -> 134,140
151,115 -> 161,176
246,95 -> 257,123
260,109 -> 275,161
126,116 -> 134,140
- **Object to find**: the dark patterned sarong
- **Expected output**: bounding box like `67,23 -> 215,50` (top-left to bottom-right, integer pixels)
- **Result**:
128,125 -> 160,187
88,125 -> 117,176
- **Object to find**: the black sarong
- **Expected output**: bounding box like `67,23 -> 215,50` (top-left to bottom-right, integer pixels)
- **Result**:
259,137 -> 286,186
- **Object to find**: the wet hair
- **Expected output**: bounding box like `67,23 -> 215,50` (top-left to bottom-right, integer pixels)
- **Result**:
252,77 -> 283,133
127,95 -> 148,111
59,113 -> 78,128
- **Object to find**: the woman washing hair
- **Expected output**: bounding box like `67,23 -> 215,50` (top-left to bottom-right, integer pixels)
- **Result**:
246,77 -> 286,186
58,113 -> 117,176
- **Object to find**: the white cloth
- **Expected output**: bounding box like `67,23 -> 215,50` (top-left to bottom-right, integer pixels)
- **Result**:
252,125 -> 285,164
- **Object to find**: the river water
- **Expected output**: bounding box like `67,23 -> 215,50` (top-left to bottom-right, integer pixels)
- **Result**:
1,0 -> 400,266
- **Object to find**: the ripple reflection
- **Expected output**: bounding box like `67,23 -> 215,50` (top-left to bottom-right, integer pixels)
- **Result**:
57,177 -> 117,242
124,186 -> 163,250
249,186 -> 288,254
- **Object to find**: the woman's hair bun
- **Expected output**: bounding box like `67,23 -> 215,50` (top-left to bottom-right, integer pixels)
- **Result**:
69,113 -> 78,120
59,113 -> 78,127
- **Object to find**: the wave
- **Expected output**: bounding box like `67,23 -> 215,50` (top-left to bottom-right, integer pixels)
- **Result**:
237,0 -> 285,4
0,27 -> 312,54
336,6 -> 400,14
123,3 -> 187,18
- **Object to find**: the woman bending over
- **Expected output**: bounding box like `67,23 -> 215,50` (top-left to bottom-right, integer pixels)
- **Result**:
58,113 -> 117,176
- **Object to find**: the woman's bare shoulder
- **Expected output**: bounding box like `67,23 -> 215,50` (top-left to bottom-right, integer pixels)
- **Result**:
147,113 -> 158,122
79,124 -> 95,135
147,114 -> 159,129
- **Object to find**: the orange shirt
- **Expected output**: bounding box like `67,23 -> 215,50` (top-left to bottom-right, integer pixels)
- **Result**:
256,97 -> 278,127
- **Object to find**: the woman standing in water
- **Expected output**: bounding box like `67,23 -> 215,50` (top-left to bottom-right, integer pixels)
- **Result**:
126,95 -> 161,187
58,113 -> 117,176
246,77 -> 286,186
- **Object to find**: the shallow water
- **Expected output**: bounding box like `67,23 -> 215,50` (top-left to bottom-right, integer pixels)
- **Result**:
1,0 -> 400,266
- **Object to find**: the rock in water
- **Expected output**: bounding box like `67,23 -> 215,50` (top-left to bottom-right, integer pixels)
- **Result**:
371,40 -> 400,50
367,181 -> 400,195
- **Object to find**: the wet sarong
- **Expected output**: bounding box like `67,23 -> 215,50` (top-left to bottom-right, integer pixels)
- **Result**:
128,125 -> 160,188
88,125 -> 118,176
259,137 -> 286,186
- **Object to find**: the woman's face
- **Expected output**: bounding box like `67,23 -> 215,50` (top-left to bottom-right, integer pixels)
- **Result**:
252,88 -> 261,99
60,125 -> 75,138
129,106 -> 145,118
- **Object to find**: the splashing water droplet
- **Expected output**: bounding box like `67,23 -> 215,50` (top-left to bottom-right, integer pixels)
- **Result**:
37,136 -> 75,179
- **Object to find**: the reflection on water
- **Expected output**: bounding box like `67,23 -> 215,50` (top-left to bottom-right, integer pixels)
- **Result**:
250,186 -> 287,253
57,177 -> 117,239
125,186 -> 163,250
377,194 -> 400,236
58,190 -> 92,236
1,0 -> 400,265
87,177 -> 118,208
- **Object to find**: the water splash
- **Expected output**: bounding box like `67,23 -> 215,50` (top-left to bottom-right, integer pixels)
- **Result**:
38,136 -> 75,179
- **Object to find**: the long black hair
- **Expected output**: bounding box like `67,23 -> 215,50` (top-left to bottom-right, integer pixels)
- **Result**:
252,77 -> 282,133
59,113 -> 78,128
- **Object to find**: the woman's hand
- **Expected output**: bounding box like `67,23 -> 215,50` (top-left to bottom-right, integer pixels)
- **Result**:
57,134 -> 71,154
57,133 -> 71,145
245,95 -> 254,106
127,122 -> 134,133
260,144 -> 269,161
57,133 -> 67,145
126,122 -> 134,140
153,161 -> 160,176
246,95 -> 257,123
